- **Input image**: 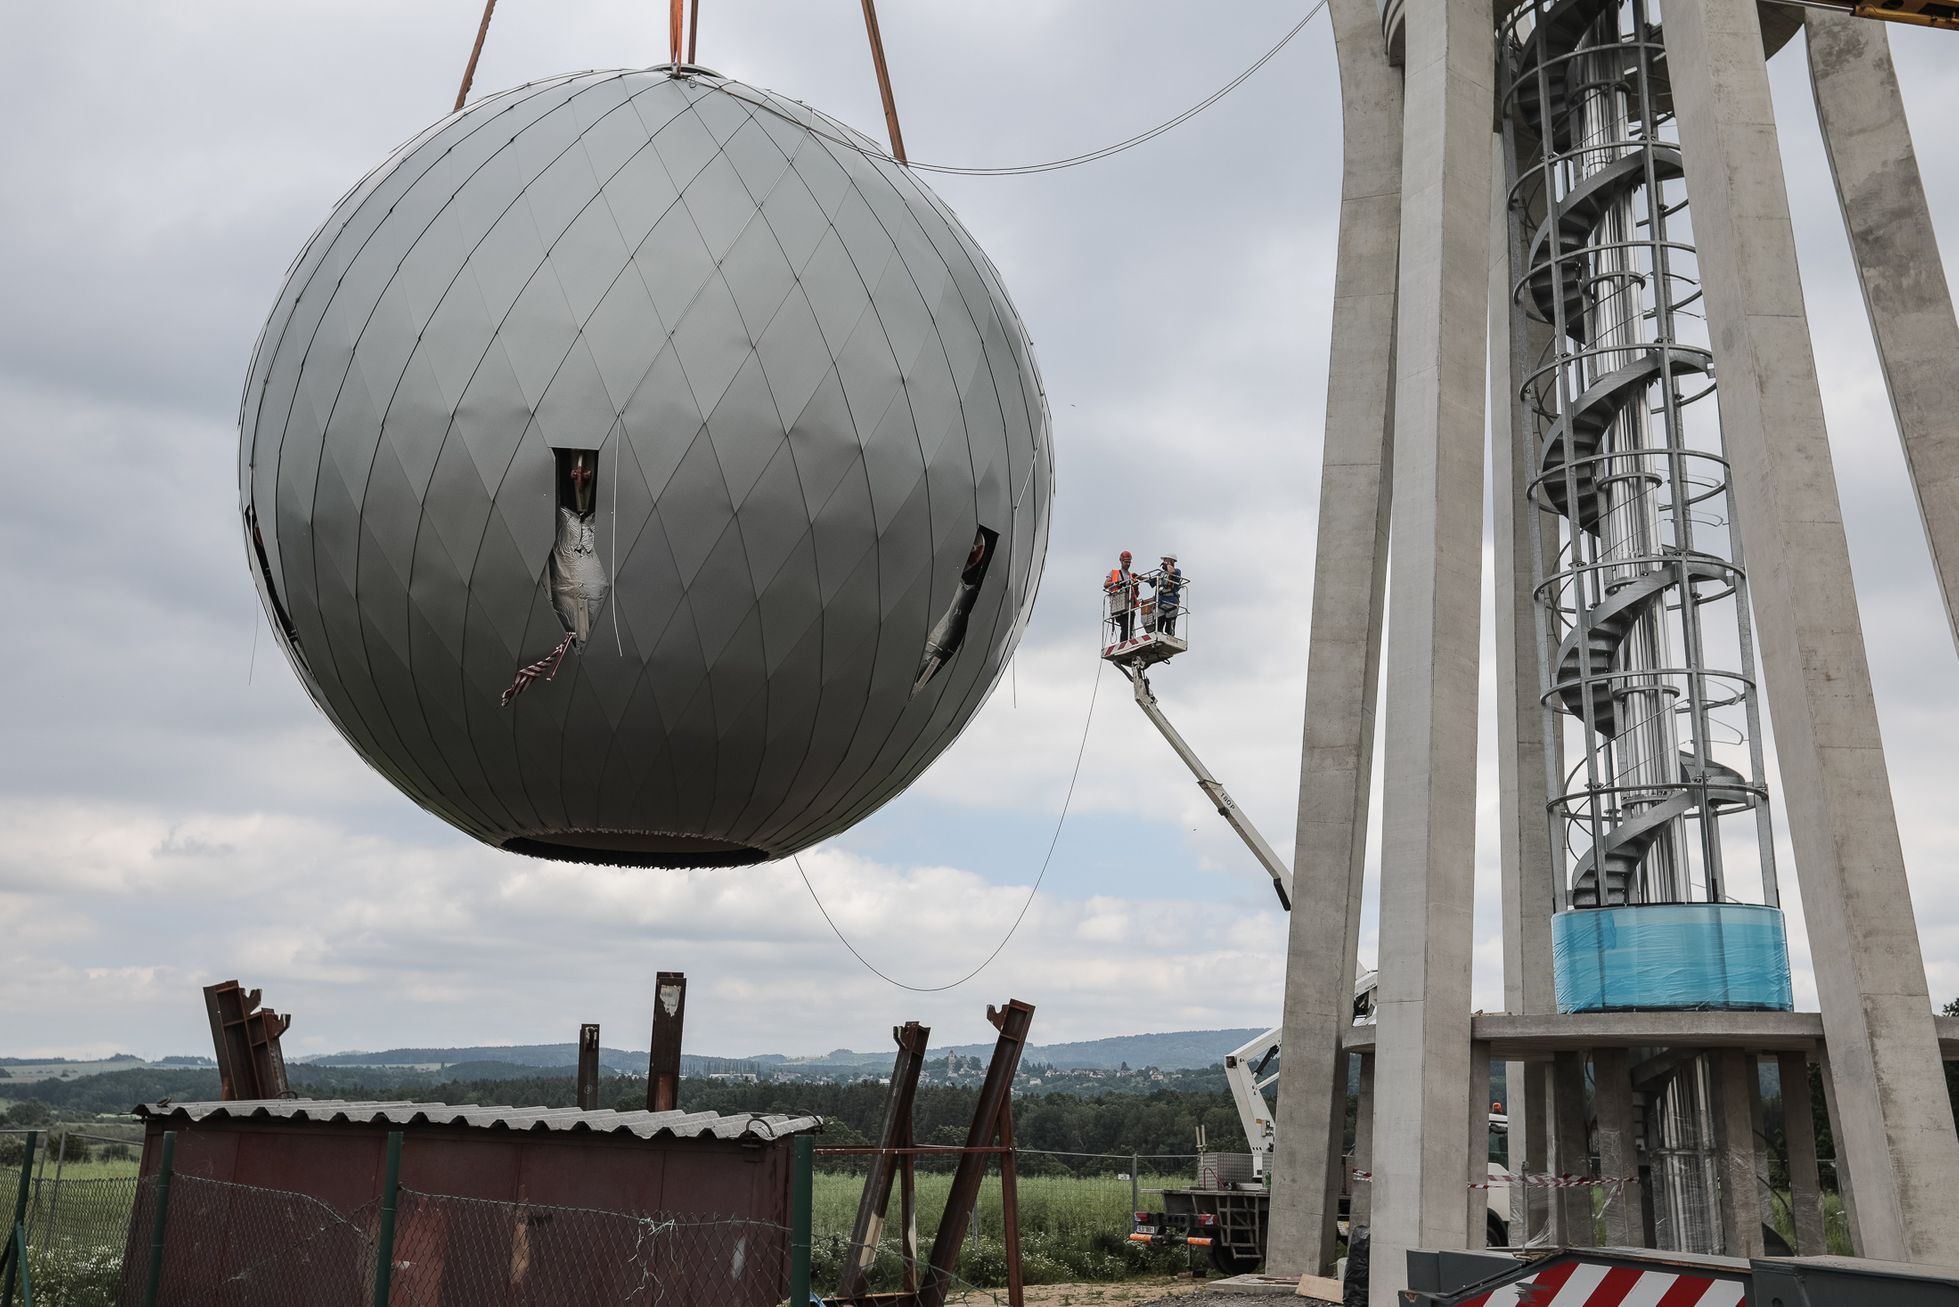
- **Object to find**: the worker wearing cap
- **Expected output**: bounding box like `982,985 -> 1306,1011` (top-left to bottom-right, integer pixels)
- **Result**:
1106,550 -> 1139,642
1155,553 -> 1183,637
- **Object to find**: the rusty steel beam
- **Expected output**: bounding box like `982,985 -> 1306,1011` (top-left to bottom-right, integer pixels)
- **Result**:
577,1023 -> 601,1111
858,0 -> 908,163
453,0 -> 498,113
646,971 -> 687,1112
921,1000 -> 1033,1307
998,1101 -> 1024,1307
202,981 -> 292,1101
839,1021 -> 931,1297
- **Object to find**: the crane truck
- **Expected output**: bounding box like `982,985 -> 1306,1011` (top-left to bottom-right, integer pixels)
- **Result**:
1103,573 -> 1511,1274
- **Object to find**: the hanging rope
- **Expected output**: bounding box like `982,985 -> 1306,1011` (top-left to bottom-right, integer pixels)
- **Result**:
697,0 -> 1328,177
793,652 -> 1104,992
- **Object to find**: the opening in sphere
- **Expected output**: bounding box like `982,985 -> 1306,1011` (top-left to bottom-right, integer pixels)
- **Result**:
501,831 -> 769,868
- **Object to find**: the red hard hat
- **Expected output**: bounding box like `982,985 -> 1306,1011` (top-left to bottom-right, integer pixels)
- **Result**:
1119,550 -> 1132,562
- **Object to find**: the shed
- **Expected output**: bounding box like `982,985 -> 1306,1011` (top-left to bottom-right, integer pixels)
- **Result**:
123,1098 -> 823,1304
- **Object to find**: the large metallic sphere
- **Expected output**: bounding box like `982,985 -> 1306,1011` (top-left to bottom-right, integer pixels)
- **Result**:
240,67 -> 1051,867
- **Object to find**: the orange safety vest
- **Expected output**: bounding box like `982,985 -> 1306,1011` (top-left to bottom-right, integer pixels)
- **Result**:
1106,567 -> 1135,604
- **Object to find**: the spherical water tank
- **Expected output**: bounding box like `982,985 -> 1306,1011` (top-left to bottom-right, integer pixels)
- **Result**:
240,67 -> 1052,867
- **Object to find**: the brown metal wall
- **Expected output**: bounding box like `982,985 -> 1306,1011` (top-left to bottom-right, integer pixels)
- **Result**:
139,1118 -> 793,1221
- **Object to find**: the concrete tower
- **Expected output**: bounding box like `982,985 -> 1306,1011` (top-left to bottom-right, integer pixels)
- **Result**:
1269,0 -> 1959,1297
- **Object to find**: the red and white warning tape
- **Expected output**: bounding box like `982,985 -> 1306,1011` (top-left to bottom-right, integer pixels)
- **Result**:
1459,1259 -> 1745,1306
1349,1170 -> 1628,1191
501,631 -> 575,706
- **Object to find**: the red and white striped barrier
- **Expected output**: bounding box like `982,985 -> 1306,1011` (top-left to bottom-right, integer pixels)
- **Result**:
1458,1259 -> 1745,1306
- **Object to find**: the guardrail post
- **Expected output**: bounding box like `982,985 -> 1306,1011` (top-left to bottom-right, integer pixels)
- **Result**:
141,1131 -> 175,1307
788,1135 -> 813,1305
2,1131 -> 37,1306
372,1130 -> 403,1307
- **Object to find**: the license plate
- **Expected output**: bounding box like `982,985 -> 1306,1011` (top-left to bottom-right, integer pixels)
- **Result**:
1134,1225 -> 1158,1235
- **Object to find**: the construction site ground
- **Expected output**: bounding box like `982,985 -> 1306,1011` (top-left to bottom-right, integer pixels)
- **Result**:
939,1280 -> 1337,1306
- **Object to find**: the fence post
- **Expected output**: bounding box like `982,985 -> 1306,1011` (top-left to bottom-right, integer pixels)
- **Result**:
2,1131 -> 36,1306
141,1131 -> 175,1307
1131,1154 -> 1140,1216
788,1135 -> 813,1305
42,1134 -> 66,1255
372,1130 -> 403,1307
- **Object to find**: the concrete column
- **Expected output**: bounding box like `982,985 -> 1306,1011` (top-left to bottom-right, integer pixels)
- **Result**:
1778,1051 -> 1828,1256
1808,13 -> 1959,658
1268,0 -> 1405,1276
1552,1050 -> 1593,1245
1512,1062 -> 1553,1245
1816,1049 -> 1864,1257
1489,94 -> 1560,1028
1712,1050 -> 1764,1258
1467,1041 -> 1492,1248
1593,1047 -> 1641,1247
1489,116 -> 1562,1260
1365,0 -> 1493,1293
1353,1051 -> 1376,1226
1662,0 -> 1959,1265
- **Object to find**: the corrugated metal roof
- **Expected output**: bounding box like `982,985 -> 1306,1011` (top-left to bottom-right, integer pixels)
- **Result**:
134,1098 -> 821,1142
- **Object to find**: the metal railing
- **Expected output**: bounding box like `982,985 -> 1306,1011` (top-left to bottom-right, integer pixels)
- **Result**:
1102,570 -> 1190,655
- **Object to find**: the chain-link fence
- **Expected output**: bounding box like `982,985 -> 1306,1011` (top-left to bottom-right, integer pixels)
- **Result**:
0,1131 -> 142,1307
388,1190 -> 790,1306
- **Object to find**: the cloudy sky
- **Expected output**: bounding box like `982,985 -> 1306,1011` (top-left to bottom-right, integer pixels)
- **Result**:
4,2 -> 1958,1064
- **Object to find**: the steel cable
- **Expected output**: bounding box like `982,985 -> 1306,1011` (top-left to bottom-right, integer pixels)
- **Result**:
696,0 -> 1329,177
792,651 -> 1103,992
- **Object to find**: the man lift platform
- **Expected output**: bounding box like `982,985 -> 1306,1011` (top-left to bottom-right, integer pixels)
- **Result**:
1099,554 -> 1289,909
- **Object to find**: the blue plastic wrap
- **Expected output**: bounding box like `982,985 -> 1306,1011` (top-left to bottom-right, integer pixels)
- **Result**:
1552,904 -> 1793,1013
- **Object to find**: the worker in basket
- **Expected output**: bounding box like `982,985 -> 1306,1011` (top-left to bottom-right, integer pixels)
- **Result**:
1106,550 -> 1139,642
1154,552 -> 1183,637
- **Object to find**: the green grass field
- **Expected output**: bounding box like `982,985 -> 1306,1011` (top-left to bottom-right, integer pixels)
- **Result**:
810,1168 -> 1194,1288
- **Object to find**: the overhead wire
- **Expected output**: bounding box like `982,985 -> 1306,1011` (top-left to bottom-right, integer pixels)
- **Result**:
693,0 -> 1330,177
792,651 -> 1104,993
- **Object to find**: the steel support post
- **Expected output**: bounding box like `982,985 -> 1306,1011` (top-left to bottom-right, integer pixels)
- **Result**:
141,1131 -> 176,1307
1663,0 -> 1959,1262
789,1136 -> 814,1306
372,1130 -> 403,1307
1808,11 -> 1959,660
922,1000 -> 1033,1307
839,1021 -> 931,1298
1778,1052 -> 1828,1256
1267,0 -> 1403,1273
646,972 -> 687,1113
998,1105 -> 1024,1307
1365,0 -> 1493,1294
576,1023 -> 600,1112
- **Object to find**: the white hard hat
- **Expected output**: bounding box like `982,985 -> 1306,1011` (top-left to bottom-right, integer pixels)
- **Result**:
1161,551 -> 1177,561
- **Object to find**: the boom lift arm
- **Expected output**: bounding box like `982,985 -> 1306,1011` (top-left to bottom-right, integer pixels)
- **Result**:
1116,664 -> 1294,909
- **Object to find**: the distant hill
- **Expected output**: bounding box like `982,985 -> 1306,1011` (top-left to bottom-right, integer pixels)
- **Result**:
6,1028 -> 1270,1084
946,1028 -> 1269,1071
298,1046 -> 761,1077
